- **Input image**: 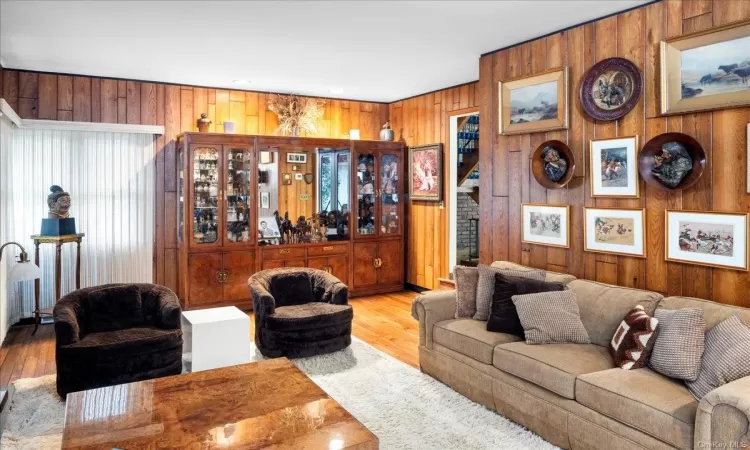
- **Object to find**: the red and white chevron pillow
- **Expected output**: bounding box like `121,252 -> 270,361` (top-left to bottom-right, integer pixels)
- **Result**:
611,305 -> 660,370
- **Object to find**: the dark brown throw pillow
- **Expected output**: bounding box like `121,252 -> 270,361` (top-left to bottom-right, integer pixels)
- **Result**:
611,305 -> 659,370
486,273 -> 565,337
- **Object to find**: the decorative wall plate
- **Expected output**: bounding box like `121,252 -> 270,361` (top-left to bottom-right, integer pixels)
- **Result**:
580,57 -> 643,121
531,140 -> 575,189
638,132 -> 706,192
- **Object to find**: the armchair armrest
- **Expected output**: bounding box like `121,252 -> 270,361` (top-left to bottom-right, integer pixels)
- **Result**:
694,376 -> 750,450
411,290 -> 457,349
157,293 -> 182,330
53,299 -> 82,346
249,277 -> 276,320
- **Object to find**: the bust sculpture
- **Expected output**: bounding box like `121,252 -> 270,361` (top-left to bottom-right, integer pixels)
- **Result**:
652,142 -> 693,189
541,146 -> 568,182
47,185 -> 72,219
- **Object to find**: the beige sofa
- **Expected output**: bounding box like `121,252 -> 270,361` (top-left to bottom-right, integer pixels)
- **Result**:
412,261 -> 750,450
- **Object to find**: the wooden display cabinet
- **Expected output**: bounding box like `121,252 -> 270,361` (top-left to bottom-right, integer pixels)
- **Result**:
177,133 -> 405,310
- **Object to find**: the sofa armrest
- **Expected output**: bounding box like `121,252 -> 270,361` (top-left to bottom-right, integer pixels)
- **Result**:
411,290 -> 457,349
694,376 -> 750,450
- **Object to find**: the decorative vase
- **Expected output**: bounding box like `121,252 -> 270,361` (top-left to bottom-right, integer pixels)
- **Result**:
197,113 -> 212,132
380,121 -> 395,141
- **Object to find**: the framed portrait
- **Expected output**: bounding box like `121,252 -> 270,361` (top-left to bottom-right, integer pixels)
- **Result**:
258,216 -> 281,239
259,151 -> 273,164
282,173 -> 292,185
260,192 -> 270,209
661,19 -> 750,115
665,210 -> 749,271
590,136 -> 639,198
408,143 -> 443,201
521,203 -> 570,248
499,67 -> 568,135
584,207 -> 646,257
286,152 -> 307,163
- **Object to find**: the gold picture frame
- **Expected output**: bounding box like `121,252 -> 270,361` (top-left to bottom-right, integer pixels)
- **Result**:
521,203 -> 570,248
589,136 -> 640,198
408,144 -> 443,202
583,207 -> 646,258
498,67 -> 568,135
665,210 -> 749,271
660,19 -> 750,115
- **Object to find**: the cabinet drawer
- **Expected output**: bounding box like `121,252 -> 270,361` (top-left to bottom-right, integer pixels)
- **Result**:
307,244 -> 348,256
262,247 -> 306,260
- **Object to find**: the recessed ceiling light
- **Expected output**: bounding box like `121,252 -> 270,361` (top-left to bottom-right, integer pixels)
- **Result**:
329,87 -> 344,94
232,80 -> 251,85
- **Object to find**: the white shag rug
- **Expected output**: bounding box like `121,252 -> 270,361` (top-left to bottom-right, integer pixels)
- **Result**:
1,337 -> 557,450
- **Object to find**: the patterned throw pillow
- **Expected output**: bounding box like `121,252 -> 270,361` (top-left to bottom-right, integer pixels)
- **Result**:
610,305 -> 659,370
454,265 -> 479,318
687,315 -> 750,400
473,264 -> 545,321
487,273 -> 565,337
512,290 -> 591,345
649,308 -> 705,381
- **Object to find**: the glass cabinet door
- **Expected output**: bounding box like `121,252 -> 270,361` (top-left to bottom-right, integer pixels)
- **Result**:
225,146 -> 252,245
354,151 -> 377,237
191,146 -> 221,246
380,151 -> 401,236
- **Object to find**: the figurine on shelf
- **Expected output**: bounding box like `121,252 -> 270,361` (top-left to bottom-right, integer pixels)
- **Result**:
197,113 -> 212,133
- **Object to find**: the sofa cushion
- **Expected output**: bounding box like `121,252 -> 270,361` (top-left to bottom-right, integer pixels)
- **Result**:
493,341 -> 614,399
454,265 -> 479,318
87,285 -> 145,333
567,280 -> 662,347
491,261 -> 577,285
513,290 -> 591,345
474,264 -> 545,321
577,368 -> 698,449
266,303 -> 353,331
660,296 -> 750,330
649,308 -> 705,381
433,319 -> 521,364
687,315 -> 750,400
486,273 -> 565,337
611,305 -> 660,370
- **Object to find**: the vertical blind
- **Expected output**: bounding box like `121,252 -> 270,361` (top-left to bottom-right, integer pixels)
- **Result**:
0,114 -> 14,343
0,129 -> 156,326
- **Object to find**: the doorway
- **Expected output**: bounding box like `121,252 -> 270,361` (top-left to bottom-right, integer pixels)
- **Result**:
447,109 -> 479,275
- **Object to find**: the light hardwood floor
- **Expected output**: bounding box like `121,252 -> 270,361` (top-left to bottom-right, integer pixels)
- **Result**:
0,290 -> 420,389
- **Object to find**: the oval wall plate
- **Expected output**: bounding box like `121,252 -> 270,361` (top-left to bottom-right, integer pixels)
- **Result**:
580,57 -> 643,121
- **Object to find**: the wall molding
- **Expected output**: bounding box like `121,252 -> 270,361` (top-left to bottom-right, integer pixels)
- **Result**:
0,98 -> 164,135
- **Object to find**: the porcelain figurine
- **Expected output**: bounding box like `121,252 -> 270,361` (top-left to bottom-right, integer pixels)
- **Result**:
47,185 -> 72,219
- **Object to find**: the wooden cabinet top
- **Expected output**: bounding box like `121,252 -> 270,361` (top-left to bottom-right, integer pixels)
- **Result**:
177,132 -> 404,150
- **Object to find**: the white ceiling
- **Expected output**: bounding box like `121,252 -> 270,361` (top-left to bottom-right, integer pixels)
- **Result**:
0,0 -> 647,103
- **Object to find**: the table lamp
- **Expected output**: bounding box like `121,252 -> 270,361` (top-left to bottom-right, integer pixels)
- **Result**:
0,242 -> 43,282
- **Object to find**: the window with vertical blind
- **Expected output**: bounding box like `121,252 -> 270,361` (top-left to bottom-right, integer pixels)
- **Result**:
0,128 -> 156,326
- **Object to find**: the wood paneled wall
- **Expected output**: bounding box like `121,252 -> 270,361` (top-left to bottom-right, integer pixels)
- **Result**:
479,0 -> 750,307
389,83 -> 479,289
0,70 -> 387,292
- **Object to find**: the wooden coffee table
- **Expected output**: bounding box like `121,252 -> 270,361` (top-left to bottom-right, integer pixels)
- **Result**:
62,358 -> 378,449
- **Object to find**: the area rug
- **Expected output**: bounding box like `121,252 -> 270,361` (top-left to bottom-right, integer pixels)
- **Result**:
1,337 -> 556,450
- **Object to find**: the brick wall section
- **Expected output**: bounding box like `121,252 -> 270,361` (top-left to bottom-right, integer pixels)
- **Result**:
456,192 -> 479,252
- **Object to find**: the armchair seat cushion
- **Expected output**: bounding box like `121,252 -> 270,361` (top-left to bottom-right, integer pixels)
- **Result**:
266,303 -> 353,331
577,367 -> 697,449
61,327 -> 182,357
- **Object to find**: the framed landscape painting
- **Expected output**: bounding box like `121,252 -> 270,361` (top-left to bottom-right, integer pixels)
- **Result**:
665,210 -> 749,271
590,136 -> 639,198
499,68 -> 568,135
584,207 -> 646,257
408,144 -> 442,201
661,19 -> 750,115
521,203 -> 570,248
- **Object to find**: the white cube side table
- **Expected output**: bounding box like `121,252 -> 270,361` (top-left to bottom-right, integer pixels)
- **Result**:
181,306 -> 251,373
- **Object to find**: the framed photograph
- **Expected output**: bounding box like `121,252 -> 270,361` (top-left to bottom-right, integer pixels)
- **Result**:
661,19 -> 750,115
258,216 -> 281,239
584,207 -> 646,257
665,210 -> 749,271
292,164 -> 300,171
282,173 -> 292,185
590,136 -> 639,198
521,203 -> 570,248
498,67 -> 568,135
259,151 -> 273,164
287,152 -> 307,163
260,192 -> 270,209
408,143 -> 443,201
295,173 -> 303,180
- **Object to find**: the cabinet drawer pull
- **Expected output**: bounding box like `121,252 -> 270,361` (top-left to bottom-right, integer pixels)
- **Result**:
279,249 -> 291,254
323,246 -> 334,251
216,270 -> 229,283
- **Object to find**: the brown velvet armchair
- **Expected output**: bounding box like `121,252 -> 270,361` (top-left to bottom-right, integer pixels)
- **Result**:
249,268 -> 352,358
53,283 -> 183,398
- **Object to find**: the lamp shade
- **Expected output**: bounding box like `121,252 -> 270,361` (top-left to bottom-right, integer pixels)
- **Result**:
8,261 -> 42,282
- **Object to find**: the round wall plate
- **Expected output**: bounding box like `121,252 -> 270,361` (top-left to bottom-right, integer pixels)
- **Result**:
531,140 -> 576,189
638,132 -> 706,192
580,57 -> 643,121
